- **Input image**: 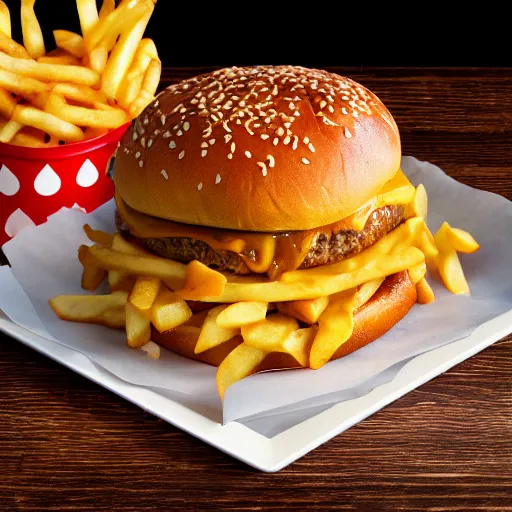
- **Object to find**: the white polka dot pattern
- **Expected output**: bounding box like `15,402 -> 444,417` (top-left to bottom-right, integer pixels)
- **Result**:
4,208 -> 36,237
0,164 -> 20,196
34,164 -> 61,196
76,159 -> 99,187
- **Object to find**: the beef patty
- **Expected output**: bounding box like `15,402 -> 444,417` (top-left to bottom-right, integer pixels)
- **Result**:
116,205 -> 404,274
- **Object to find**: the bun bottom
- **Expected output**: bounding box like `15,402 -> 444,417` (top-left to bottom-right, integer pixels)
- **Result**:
151,271 -> 417,371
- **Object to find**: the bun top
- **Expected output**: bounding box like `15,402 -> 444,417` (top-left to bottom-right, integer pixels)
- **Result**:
114,65 -> 401,231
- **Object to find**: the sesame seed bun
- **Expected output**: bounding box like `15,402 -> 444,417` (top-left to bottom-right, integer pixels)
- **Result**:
114,65 -> 401,231
150,271 -> 416,369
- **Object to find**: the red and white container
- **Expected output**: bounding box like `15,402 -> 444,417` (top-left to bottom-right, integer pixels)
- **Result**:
0,123 -> 130,247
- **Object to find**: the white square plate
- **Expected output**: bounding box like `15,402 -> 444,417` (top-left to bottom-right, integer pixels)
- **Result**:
2,308 -> 511,472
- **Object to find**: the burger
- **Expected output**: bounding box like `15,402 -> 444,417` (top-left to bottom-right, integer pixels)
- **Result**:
97,65 -> 472,396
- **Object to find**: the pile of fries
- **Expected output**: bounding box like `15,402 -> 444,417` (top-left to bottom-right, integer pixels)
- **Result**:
0,0 -> 160,147
49,199 -> 479,398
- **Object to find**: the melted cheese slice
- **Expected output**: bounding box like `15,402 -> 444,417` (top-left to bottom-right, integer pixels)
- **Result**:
116,169 -> 416,274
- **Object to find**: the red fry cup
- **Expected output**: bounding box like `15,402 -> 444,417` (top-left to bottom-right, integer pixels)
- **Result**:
0,123 -> 130,247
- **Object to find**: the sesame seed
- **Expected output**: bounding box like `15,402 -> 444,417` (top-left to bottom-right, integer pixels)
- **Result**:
228,153 -> 233,159
257,162 -> 267,176
201,150 -> 208,157
147,139 -> 153,148
183,121 -> 190,131
344,127 -> 352,138
328,105 -> 334,113
179,107 -> 187,113
197,182 -> 203,190
140,137 -> 146,147
293,111 -> 300,117
273,137 -> 279,146
169,140 -> 176,149
190,98 -> 199,104
308,143 -> 316,152
284,122 -> 291,128
342,107 -> 349,114
179,150 -> 185,159
276,127 -> 285,136
292,135 -> 298,150
177,130 -> 183,137
272,85 -> 278,95
224,134 -> 232,143
215,173 -> 221,184
302,157 -> 310,165
160,114 -> 166,125
261,134 -> 269,140
245,150 -> 252,158
139,160 -> 144,167
303,136 -> 310,144
209,139 -> 216,145
135,151 -> 141,158
283,135 -> 290,145
201,142 -> 208,148
267,155 -> 275,168
132,131 -> 138,141
143,117 -> 149,125
161,170 -> 168,179
289,102 -> 295,110
236,119 -> 242,124
230,142 -> 236,153
153,100 -> 159,108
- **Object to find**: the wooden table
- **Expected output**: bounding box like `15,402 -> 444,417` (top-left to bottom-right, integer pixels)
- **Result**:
1,67 -> 511,511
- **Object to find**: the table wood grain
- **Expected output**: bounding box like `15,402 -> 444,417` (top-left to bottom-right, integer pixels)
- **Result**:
1,67 -> 511,511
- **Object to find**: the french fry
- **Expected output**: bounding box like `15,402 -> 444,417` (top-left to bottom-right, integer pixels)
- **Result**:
21,0 -> 45,59
0,68 -> 48,100
447,227 -> 480,253
216,344 -> 267,399
195,305 -> 240,354
128,58 -> 161,117
85,245 -> 188,291
12,104 -> 84,142
53,83 -> 108,105
281,326 -> 317,367
78,244 -> 107,291
126,301 -> 151,348
0,52 -> 100,86
0,31 -> 30,58
88,46 -> 108,74
45,92 -> 129,129
76,0 -> 99,38
175,260 -> 227,300
417,278 -> 435,304
53,30 -> 86,59
49,290 -> 128,328
421,225 -> 439,273
216,302 -> 268,329
101,1 -> 154,99
10,131 -> 51,148
407,262 -> 427,285
99,0 -> 115,19
310,289 -> 357,369
406,184 -> 428,219
38,55 -> 82,66
129,276 -> 161,311
140,340 -> 160,359
83,224 -> 114,247
108,234 -> 148,290
435,222 -> 470,295
241,314 -> 299,352
0,87 -> 16,118
150,287 -> 192,333
0,1 -> 11,37
0,119 -> 23,143
277,296 -> 329,324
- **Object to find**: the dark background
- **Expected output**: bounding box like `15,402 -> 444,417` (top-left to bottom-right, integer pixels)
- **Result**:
3,0 -> 510,68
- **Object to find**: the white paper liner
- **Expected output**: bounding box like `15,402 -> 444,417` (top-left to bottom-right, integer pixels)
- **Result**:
1,156 -> 511,431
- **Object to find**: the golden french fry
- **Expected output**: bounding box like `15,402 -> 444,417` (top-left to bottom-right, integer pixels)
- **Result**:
447,227 -> 480,253
10,131 -> 51,148
88,46 -> 108,74
175,260 -> 227,301
140,340 -> 160,359
81,265 -> 107,291
0,87 -> 16,118
101,2 -> 154,99
99,0 -> 115,19
407,263 -> 427,285
76,0 -> 99,38
216,302 -> 268,329
53,83 -> 108,105
0,119 -> 22,143
216,343 -> 267,399
0,52 -> 100,86
310,289 -> 357,369
116,38 -> 157,107
420,225 -> 439,273
109,234 -> 149,290
0,1 -> 11,37
435,222 -> 470,295
83,224 -> 114,247
276,296 -> 329,324
195,305 -> 240,354
21,0 -> 45,59
128,58 -> 161,117
126,301 -> 151,348
281,326 -> 318,367
129,276 -> 161,311
53,30 -> 86,59
241,314 -> 299,352
49,290 -> 128,328
87,0 -> 149,52
150,287 -> 192,333
86,245 -> 187,291
38,55 -> 82,66
0,31 -> 29,58
12,104 -> 84,142
45,92 -> 129,129
417,278 -> 435,304
0,68 -> 48,100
